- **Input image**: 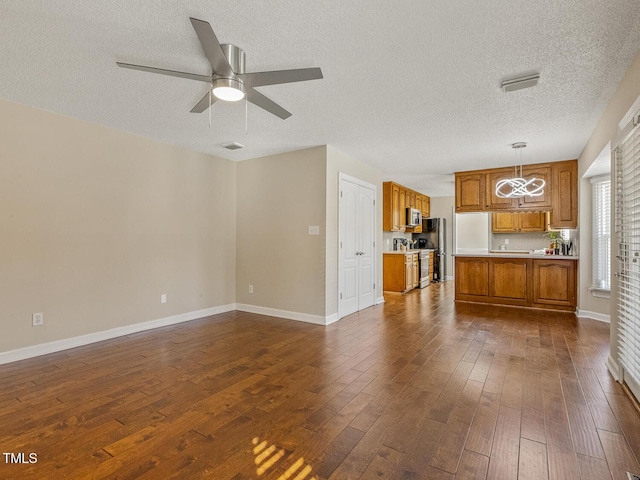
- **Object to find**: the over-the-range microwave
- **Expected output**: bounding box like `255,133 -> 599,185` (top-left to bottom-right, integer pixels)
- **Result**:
406,207 -> 422,227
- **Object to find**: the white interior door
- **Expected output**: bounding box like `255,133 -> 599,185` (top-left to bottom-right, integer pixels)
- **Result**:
339,174 -> 376,319
357,184 -> 375,310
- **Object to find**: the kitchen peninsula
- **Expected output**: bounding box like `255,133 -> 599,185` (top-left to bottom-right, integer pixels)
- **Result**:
454,252 -> 578,311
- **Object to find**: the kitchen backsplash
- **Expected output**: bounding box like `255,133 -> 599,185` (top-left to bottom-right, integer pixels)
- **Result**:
383,231 -> 413,251
491,229 -> 578,253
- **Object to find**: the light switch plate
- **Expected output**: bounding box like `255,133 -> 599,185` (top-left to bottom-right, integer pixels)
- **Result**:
308,225 -> 320,235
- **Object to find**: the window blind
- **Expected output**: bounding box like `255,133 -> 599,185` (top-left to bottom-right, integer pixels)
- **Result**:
592,176 -> 611,290
614,116 -> 640,400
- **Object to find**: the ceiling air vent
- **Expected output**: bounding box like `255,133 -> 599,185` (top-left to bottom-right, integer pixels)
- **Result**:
223,142 -> 244,150
501,73 -> 540,92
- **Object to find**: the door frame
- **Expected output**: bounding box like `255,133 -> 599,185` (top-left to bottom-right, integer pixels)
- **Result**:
338,172 -> 377,320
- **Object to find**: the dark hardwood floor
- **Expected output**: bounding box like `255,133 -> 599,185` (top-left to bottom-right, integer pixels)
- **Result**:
1,282 -> 639,479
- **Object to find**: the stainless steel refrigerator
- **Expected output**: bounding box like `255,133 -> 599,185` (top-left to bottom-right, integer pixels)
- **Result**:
413,218 -> 446,282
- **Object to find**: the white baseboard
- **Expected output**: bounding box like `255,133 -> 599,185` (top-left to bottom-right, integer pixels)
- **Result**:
325,313 -> 339,325
235,303 -> 330,325
577,309 -> 611,323
376,296 -> 385,305
607,356 -> 620,381
0,304 -> 237,366
445,276 -> 454,281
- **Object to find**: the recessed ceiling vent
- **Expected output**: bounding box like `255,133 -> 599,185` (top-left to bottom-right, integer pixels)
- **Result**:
223,142 -> 244,150
501,73 -> 540,92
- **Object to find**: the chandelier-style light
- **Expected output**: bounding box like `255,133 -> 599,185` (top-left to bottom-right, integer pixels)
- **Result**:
495,143 -> 545,198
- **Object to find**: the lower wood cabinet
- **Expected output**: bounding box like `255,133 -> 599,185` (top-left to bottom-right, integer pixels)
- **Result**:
490,258 -> 530,306
384,253 -> 419,293
455,256 -> 577,311
532,259 -> 577,308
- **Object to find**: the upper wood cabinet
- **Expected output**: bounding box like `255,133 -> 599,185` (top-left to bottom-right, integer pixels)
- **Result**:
455,173 -> 485,212
422,195 -> 430,218
485,168 -> 518,210
415,195 -> 423,214
550,160 -> 578,229
518,164 -> 552,210
486,165 -> 552,210
455,160 -> 578,226
383,182 -> 431,232
491,212 -> 547,233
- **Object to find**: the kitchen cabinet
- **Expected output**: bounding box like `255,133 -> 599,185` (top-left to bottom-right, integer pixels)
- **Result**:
422,195 -> 430,218
489,258 -> 530,306
455,257 -> 490,298
383,253 -> 418,293
532,259 -> 577,308
383,182 -> 404,232
415,195 -> 423,214
454,255 -> 577,311
455,159 -> 577,222
455,172 -> 485,212
550,160 -> 578,228
383,181 -> 431,232
405,253 -> 419,290
491,212 -> 547,233
519,165 -> 552,209
407,191 -> 416,208
485,168 -> 518,210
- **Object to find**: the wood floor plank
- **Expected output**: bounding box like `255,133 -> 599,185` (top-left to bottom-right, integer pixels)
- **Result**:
464,391 -> 500,456
486,406 -> 521,480
521,369 -> 546,444
453,450 -> 488,480
518,438 -> 548,480
430,380 -> 483,473
598,428 -> 640,480
576,453 -> 613,480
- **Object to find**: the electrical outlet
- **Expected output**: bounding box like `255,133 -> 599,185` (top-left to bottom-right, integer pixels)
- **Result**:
504,238 -> 510,244
308,225 -> 320,235
32,312 -> 43,327
249,285 -> 253,294
161,294 -> 167,304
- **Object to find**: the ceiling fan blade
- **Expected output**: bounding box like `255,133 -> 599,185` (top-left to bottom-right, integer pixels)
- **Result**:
189,18 -> 233,76
237,67 -> 323,88
190,90 -> 217,113
116,62 -> 212,83
246,88 -> 292,120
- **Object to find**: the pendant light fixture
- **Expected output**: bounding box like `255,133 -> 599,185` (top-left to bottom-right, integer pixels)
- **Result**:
495,143 -> 545,198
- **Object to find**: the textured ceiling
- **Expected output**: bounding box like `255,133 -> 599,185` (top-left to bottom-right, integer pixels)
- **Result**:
2,1 -> 640,196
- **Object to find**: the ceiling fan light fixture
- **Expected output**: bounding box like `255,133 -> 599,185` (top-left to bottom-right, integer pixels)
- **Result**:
212,78 -> 245,102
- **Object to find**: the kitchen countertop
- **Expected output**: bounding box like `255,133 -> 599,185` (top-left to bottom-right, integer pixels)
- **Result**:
453,251 -> 578,260
384,249 -> 435,254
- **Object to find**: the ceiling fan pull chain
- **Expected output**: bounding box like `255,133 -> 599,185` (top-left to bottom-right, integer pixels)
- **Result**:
245,96 -> 248,134
208,88 -> 212,129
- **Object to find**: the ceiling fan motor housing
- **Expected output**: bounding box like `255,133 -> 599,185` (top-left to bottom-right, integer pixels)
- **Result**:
221,44 -> 245,74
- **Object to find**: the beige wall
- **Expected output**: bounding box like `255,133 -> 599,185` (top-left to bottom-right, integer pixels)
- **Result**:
577,48 -> 640,372
235,147 -> 327,316
429,196 -> 455,279
326,146 -> 385,316
0,99 -> 237,353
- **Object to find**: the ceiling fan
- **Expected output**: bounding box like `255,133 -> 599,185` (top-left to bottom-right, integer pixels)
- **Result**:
116,17 -> 323,119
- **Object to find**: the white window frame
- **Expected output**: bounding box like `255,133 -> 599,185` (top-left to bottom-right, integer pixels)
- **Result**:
590,174 -> 611,297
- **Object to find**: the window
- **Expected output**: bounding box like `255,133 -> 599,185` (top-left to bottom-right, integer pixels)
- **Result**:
591,175 -> 611,292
